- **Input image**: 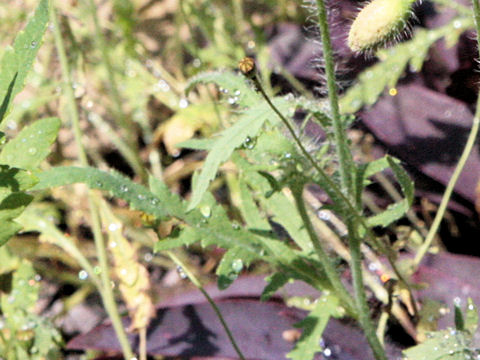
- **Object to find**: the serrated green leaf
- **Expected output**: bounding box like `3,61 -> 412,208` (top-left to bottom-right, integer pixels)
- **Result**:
340,17 -> 473,114
238,178 -> 271,231
0,0 -> 49,123
387,156 -> 414,204
234,155 -> 313,253
186,70 -> 260,107
0,117 -> 61,169
31,166 -> 171,219
148,175 -> 186,219
403,328 -> 474,360
154,227 -> 199,252
287,294 -> 339,360
261,272 -> 289,301
365,156 -> 414,228
188,98 -> 291,210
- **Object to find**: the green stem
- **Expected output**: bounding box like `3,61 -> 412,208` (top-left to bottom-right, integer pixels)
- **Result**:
291,185 -> 356,316
347,223 -> 388,360
166,250 -> 247,360
314,0 -> 354,196
414,0 -> 480,267
50,5 -> 134,359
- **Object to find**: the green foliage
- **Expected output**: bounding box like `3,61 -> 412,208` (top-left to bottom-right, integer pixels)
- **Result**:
0,118 -> 61,170
0,0 -> 49,123
0,260 -> 63,359
0,0 -> 55,247
364,156 -> 414,228
187,97 -> 293,210
403,299 -> 479,359
287,293 -> 340,360
340,17 -> 474,114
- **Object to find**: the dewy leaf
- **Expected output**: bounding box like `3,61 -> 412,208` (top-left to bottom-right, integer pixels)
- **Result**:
287,294 -> 339,360
31,166 -> 171,219
403,328 -> 475,359
188,98 -> 291,210
186,70 -> 261,107
340,17 -> 473,114
216,246 -> 250,290
0,0 -> 49,124
0,117 -> 61,169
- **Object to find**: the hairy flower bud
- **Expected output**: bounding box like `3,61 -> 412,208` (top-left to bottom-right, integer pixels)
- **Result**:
348,0 -> 416,52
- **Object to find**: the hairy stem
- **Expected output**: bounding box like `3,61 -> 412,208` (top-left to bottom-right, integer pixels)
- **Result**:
314,0 -> 354,196
291,185 -> 357,316
50,5 -> 134,359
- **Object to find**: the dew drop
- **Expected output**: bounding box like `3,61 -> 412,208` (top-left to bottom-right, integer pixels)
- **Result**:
192,58 -> 202,68
232,259 -> 243,273
317,210 -> 330,221
120,185 -> 129,192
138,194 -> 146,200
200,205 -> 211,218
176,265 -> 187,279
30,41 -> 37,48
243,136 -> 256,149
78,270 -> 89,280
179,98 -> 189,109
27,147 -> 37,155
144,253 -> 153,262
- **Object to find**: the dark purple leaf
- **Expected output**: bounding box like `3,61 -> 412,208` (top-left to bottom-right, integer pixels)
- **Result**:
68,276 -> 402,359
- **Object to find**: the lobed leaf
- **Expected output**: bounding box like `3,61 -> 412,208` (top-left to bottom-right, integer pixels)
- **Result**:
287,294 -> 340,360
340,17 -> 473,114
31,166 -> 170,219
188,98 -> 291,210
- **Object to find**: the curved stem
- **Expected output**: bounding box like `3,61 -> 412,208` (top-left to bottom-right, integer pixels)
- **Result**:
165,251 -> 246,360
291,185 -> 357,316
50,5 -> 134,359
414,0 -> 480,268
